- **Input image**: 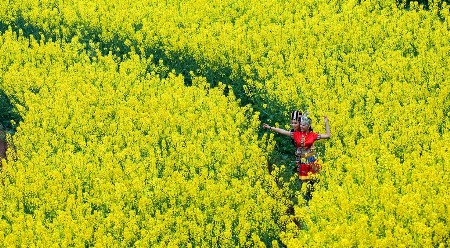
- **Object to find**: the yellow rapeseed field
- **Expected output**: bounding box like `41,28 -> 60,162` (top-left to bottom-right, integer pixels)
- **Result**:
0,0 -> 449,246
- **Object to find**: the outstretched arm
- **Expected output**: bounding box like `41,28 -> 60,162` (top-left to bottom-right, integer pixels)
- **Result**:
262,123 -> 291,137
318,116 -> 331,139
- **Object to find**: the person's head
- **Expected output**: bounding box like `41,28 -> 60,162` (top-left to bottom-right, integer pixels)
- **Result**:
290,110 -> 302,131
299,113 -> 312,132
291,110 -> 314,132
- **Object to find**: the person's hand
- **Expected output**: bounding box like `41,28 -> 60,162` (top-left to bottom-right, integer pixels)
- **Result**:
262,123 -> 271,129
324,116 -> 329,123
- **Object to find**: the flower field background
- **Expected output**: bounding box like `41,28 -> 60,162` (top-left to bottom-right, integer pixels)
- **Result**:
0,0 -> 449,247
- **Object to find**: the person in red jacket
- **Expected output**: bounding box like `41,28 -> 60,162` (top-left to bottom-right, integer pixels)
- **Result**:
263,110 -> 330,200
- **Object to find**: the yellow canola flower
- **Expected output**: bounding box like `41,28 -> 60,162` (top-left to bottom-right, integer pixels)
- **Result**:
0,32 -> 288,247
1,0 -> 450,246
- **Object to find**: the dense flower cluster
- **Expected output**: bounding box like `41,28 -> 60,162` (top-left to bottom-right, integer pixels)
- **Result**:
0,0 -> 449,246
0,31 -> 288,246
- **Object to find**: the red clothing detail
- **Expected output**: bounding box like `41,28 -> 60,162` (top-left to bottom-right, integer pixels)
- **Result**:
292,131 -> 318,149
293,131 -> 319,180
297,161 -> 320,180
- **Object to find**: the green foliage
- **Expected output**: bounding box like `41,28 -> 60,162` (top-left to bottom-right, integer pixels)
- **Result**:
0,0 -> 449,246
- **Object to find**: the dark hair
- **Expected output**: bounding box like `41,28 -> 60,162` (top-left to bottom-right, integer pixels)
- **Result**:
290,110 -> 302,121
